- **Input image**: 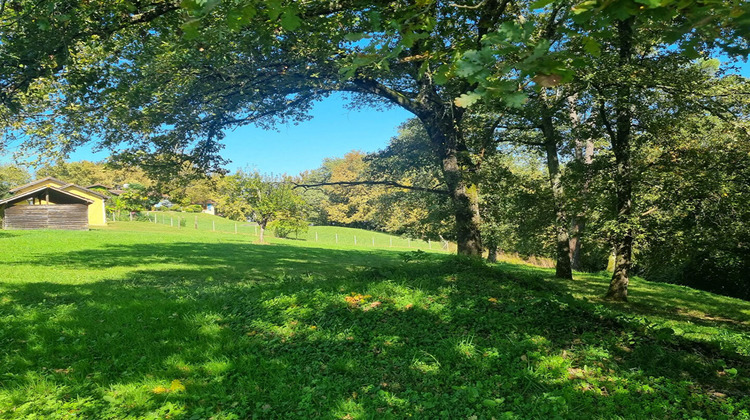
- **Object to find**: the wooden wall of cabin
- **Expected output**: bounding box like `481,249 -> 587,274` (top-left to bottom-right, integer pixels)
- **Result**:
2,204 -> 89,230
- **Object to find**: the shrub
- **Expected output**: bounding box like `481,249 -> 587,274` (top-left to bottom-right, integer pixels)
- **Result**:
269,218 -> 308,238
184,204 -> 203,213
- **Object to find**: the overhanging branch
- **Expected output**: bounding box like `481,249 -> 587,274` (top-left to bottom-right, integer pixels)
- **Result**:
294,180 -> 449,195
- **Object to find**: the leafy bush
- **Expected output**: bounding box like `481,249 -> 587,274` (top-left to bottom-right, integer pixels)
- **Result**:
269,218 -> 308,238
184,204 -> 203,213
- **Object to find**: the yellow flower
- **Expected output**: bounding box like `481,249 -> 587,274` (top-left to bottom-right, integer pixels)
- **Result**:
152,386 -> 169,394
488,297 -> 498,303
170,379 -> 186,392
310,325 -> 317,330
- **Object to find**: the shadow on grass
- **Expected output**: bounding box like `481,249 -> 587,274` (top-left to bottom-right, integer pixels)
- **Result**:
1,242 -> 749,418
495,262 -> 750,333
0,230 -> 21,239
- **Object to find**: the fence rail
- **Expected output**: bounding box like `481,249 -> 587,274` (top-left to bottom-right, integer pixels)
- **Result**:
108,211 -> 455,253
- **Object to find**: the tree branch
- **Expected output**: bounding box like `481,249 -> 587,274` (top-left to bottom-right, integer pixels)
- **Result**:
293,180 -> 449,195
350,77 -> 421,115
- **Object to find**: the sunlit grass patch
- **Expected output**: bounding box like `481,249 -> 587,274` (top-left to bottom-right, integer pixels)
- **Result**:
0,225 -> 749,418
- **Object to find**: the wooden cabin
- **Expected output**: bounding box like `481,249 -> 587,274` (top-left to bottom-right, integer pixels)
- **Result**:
0,186 -> 93,230
7,177 -> 109,226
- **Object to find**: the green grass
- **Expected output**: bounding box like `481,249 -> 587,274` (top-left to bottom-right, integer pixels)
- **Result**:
0,223 -> 749,419
143,211 -> 446,251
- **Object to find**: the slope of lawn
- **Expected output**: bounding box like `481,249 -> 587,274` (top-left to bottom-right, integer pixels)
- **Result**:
145,211 -> 444,251
0,223 -> 749,419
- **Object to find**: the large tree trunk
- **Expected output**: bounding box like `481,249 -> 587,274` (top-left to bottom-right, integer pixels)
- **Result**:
568,95 -> 594,271
421,109 -> 483,257
258,220 -> 267,243
605,17 -> 635,302
486,239 -> 498,263
443,150 -> 483,257
568,217 -> 586,269
541,102 -> 573,280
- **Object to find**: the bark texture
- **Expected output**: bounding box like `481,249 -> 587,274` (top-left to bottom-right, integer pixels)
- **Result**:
568,95 -> 594,271
422,112 -> 483,257
540,100 -> 573,279
486,240 -> 498,263
605,17 -> 635,301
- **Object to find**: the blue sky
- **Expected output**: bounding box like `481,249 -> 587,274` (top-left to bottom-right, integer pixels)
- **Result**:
2,59 -> 748,176
71,93 -> 412,176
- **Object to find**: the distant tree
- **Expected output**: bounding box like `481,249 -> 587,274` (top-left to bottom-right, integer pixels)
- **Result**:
35,160 -> 152,188
320,152 -> 386,229
218,171 -> 307,243
297,168 -> 331,226
0,164 -> 31,198
114,188 -> 149,215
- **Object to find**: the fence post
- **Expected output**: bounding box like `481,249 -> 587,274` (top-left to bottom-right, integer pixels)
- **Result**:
408,238 -> 411,248
212,220 -> 215,231
177,216 -> 180,229
429,239 -> 431,249
254,225 -> 257,235
354,235 -> 357,245
335,233 -> 338,244
130,213 -> 133,221
390,237 -> 392,248
171,217 -> 173,227
372,237 -> 375,246
315,232 -> 318,242
194,216 -> 198,229
235,223 -> 238,234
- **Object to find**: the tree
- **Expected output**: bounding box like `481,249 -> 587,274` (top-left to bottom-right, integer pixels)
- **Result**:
299,121 -> 455,241
0,0 -> 178,114
36,160 -> 152,188
319,151 -> 386,229
16,0 -> 579,256
218,171 -> 307,243
0,164 -> 31,198
114,188 -> 149,214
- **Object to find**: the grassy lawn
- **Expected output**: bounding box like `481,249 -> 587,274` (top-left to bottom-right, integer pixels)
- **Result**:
144,211 -> 445,251
0,223 -> 749,419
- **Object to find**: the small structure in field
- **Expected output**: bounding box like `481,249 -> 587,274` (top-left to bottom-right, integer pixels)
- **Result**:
0,177 -> 109,230
0,186 -> 94,230
197,200 -> 216,215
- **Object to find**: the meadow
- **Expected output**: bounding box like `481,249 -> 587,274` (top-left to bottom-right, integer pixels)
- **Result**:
0,221 -> 748,419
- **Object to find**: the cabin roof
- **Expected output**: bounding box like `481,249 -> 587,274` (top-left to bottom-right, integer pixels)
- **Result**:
0,186 -> 95,206
10,177 -> 109,199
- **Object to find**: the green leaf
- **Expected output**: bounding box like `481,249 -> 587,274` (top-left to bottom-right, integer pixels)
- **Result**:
454,92 -> 482,108
530,0 -> 556,9
226,5 -> 256,31
280,12 -> 302,31
635,0 -> 661,8
504,91 -> 527,108
37,18 -> 51,31
572,0 -> 597,14
344,33 -> 367,42
181,20 -> 201,40
455,50 -> 485,77
266,0 -> 283,20
583,37 -> 601,56
433,64 -> 451,85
